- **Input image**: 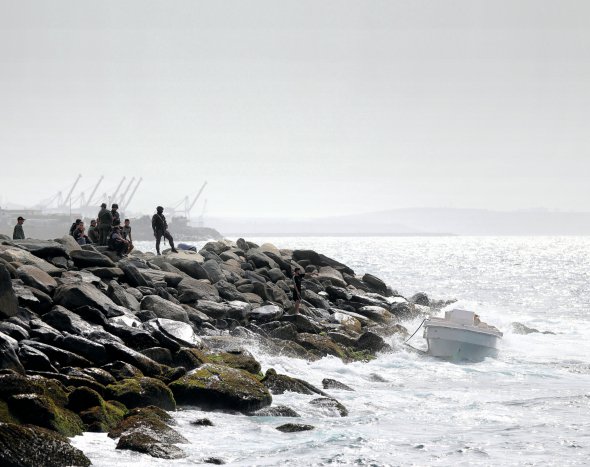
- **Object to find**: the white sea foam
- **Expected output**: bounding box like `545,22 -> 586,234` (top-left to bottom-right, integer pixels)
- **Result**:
72,236 -> 590,466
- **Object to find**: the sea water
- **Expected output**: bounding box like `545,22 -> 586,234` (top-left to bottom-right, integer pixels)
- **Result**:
72,236 -> 590,466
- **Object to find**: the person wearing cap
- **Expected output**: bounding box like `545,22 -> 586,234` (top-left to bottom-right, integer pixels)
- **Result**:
13,216 -> 25,240
111,203 -> 120,226
107,219 -> 130,257
151,206 -> 178,255
97,203 -> 113,246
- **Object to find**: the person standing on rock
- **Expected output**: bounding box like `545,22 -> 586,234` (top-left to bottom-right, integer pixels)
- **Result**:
97,203 -> 113,246
152,206 -> 178,255
12,216 -> 25,240
292,267 -> 306,314
87,219 -> 100,244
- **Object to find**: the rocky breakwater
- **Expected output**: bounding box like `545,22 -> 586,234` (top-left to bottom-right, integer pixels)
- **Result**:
0,235 -> 442,465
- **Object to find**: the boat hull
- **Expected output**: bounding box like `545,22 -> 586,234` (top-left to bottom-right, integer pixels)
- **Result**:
424,323 -> 501,361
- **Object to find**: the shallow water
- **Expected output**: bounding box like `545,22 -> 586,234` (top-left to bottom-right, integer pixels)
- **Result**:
72,236 -> 590,466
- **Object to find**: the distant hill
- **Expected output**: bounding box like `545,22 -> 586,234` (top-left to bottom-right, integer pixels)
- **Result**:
207,208 -> 590,236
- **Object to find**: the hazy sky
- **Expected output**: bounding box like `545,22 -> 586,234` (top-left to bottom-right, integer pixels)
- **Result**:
1,1 -> 589,218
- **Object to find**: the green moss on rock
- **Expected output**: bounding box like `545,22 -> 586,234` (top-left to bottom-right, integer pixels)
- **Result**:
169,363 -> 272,413
80,401 -> 126,432
106,377 -> 176,411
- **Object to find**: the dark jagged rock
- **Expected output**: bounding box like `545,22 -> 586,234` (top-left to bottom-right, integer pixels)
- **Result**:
80,367 -> 117,386
67,386 -> 104,413
54,282 -> 124,316
355,305 -> 393,323
0,331 -> 25,374
149,318 -> 201,347
102,361 -> 144,381
170,363 -> 272,412
10,239 -> 68,259
410,292 -> 430,306
296,333 -> 346,359
0,423 -> 91,467
141,347 -> 173,365
191,417 -> 214,426
42,305 -> 98,336
102,341 -> 162,377
245,304 -> 283,322
106,377 -> 176,411
85,267 -> 125,279
0,264 -> 18,319
116,432 -> 187,459
13,283 -> 53,314
0,322 -> 29,341
174,348 -> 209,370
177,277 -> 220,302
140,295 -> 189,323
21,339 -> 91,368
276,423 -> 314,432
16,265 -> 58,294
361,273 -> 390,296
17,344 -> 58,372
322,378 -> 354,391
29,319 -> 63,344
108,280 -> 141,311
281,314 -> 323,334
70,249 -> 116,268
105,323 -> 159,350
309,397 -> 349,417
355,331 -> 387,353
120,262 -> 152,288
261,369 -> 327,396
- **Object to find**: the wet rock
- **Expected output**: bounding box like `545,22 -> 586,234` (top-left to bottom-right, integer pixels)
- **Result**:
410,292 -> 430,306
140,295 -> 189,323
356,305 -> 393,323
361,273 -> 389,295
106,323 -> 159,350
59,270 -> 101,285
0,423 -> 91,467
511,322 -> 555,335
170,363 -> 272,412
0,331 -> 25,373
0,264 -> 18,319
42,305 -> 98,336
261,369 -> 327,396
17,344 -> 57,372
102,361 -> 144,381
276,423 -> 315,433
102,341 -> 162,377
141,347 -> 173,365
252,405 -> 300,417
116,432 -> 187,459
191,418 -> 214,426
355,331 -> 386,353
106,377 -> 176,411
80,367 -> 117,386
281,314 -> 323,334
16,265 -> 58,294
331,311 -> 362,334
296,333 -> 346,359
322,378 -> 354,391
22,339 -> 91,368
207,349 -> 261,375
246,304 -> 283,322
0,321 -> 29,341
268,323 -> 298,341
309,397 -> 348,417
149,318 -> 201,347
28,319 -> 63,344
79,400 -> 126,432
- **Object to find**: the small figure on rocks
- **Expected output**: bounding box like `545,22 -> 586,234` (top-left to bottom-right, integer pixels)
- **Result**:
98,203 -> 113,246
122,219 -> 134,253
69,219 -> 82,237
12,216 -> 25,240
111,203 -> 120,226
152,206 -> 178,255
108,219 -> 130,257
292,267 -> 307,314
73,221 -> 92,245
87,219 -> 100,244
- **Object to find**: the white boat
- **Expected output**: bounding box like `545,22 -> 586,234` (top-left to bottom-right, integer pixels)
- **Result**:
423,309 -> 503,361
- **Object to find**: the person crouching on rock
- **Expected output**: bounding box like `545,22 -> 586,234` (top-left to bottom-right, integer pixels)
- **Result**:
73,221 -> 92,245
152,206 -> 178,255
108,220 -> 130,257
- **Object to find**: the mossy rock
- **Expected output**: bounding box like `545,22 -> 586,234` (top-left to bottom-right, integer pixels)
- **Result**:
124,406 -> 174,425
174,348 -> 209,370
80,401 -> 126,432
0,423 -> 91,467
0,373 -> 68,406
207,350 -> 261,375
108,412 -> 187,443
7,393 -> 84,436
169,363 -> 272,413
296,333 -> 346,359
0,400 -> 18,424
261,369 -> 327,396
106,377 -> 176,411
67,386 -> 104,413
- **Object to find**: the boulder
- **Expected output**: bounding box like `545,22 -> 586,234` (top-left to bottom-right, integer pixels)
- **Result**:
102,341 -> 162,377
85,267 -> 125,280
331,312 -> 362,334
251,405 -> 300,417
280,314 -> 322,334
355,331 -> 386,353
21,340 -> 91,368
10,239 -> 68,259
116,432 -> 187,459
54,283 -> 123,316
317,266 -> 347,288
0,246 -> 62,275
207,349 -> 261,375
309,397 -> 348,417
153,252 -> 207,280
140,295 -> 189,323
54,235 -> 82,255
245,250 -> 278,269
17,345 -> 57,372
70,249 -> 116,268
202,260 -> 225,283
42,305 -> 98,336
59,334 -> 108,365
16,265 -> 58,294
0,322 -> 29,341
261,369 -> 327,396
149,318 -> 201,347
102,361 -> 144,381
361,273 -> 389,295
215,280 -> 247,302
120,263 -> 152,288
296,333 -> 346,359
356,306 -> 393,323
276,423 -> 314,433
0,264 -> 18,319
322,378 -> 354,391
58,270 -> 101,285
0,423 -> 91,467
245,304 -> 283,322
0,331 -> 25,373
301,290 -> 330,310
141,269 -> 184,287
170,363 -> 272,412
108,280 -> 141,311
106,377 -> 176,411
177,277 -> 220,302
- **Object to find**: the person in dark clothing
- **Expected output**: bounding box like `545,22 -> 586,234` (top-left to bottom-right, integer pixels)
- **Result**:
73,222 -> 92,245
111,204 -> 120,225
87,219 -> 100,244
69,219 -> 82,236
107,220 -> 129,257
151,206 -> 178,255
292,267 -> 305,314
122,219 -> 134,253
13,216 -> 25,240
97,203 -> 113,246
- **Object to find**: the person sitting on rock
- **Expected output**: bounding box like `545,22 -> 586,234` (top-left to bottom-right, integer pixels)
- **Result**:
87,219 -> 100,244
122,218 -> 134,253
107,220 -> 130,257
12,216 -> 25,240
73,221 -> 92,245
69,218 -> 82,236
151,206 -> 178,255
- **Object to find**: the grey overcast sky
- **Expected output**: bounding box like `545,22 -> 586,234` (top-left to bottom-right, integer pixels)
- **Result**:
1,0 -> 589,218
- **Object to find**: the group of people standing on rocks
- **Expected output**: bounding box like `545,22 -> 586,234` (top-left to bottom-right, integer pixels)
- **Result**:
11,205 -> 178,257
